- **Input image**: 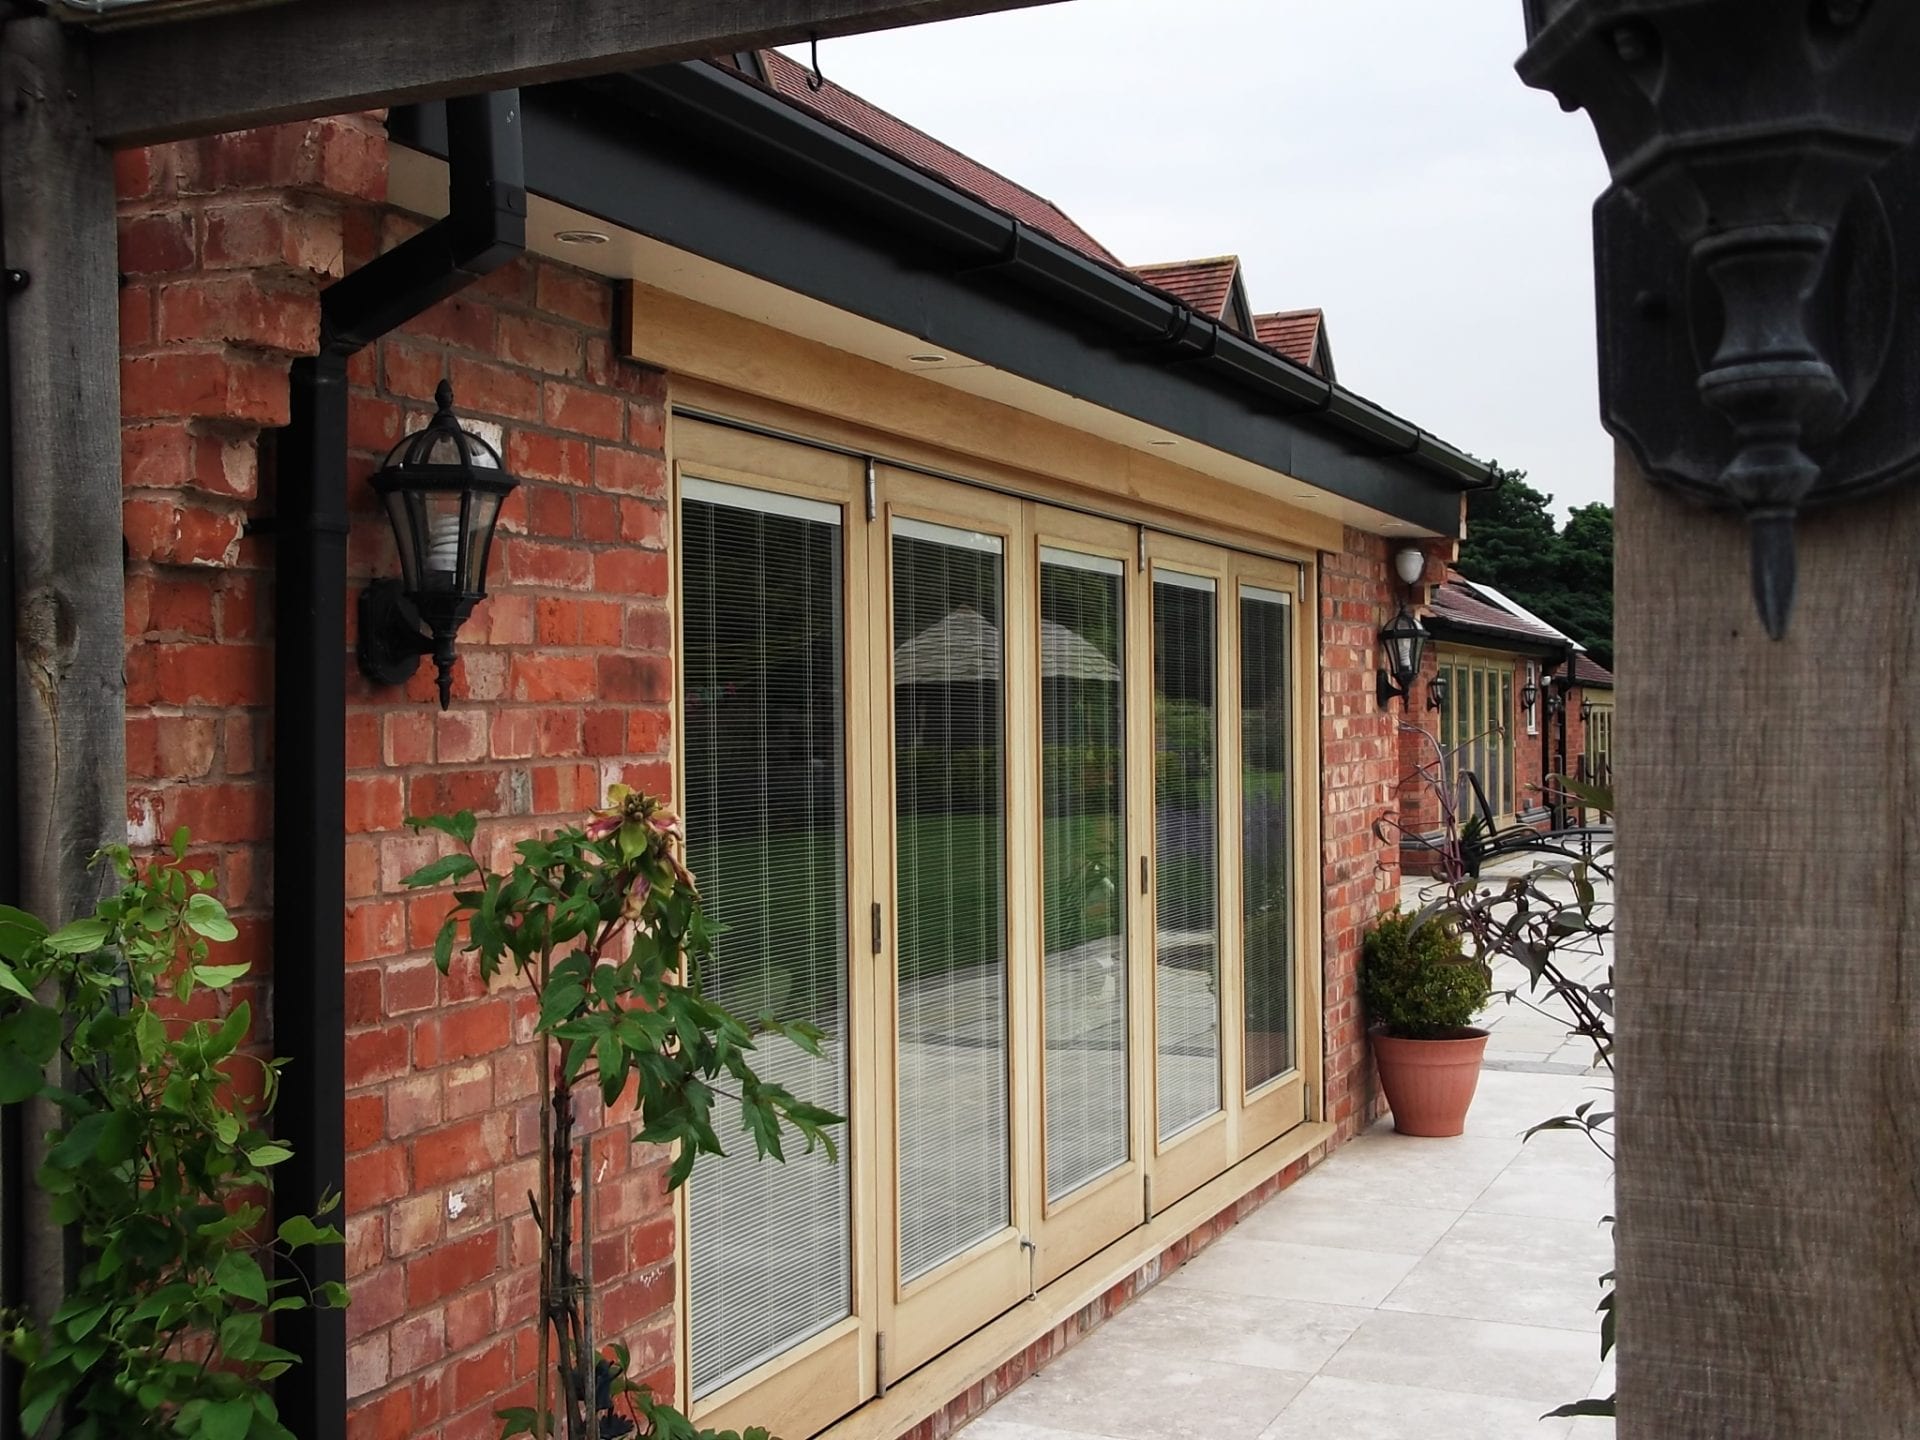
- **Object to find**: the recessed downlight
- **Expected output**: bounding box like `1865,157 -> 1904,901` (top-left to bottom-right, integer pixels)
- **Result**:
554,229 -> 611,246
907,352 -> 947,364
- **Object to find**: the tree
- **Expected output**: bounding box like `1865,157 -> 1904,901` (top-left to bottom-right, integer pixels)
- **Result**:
1459,469 -> 1614,670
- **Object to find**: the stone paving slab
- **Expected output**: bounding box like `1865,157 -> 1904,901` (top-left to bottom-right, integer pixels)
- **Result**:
957,1069 -> 1616,1440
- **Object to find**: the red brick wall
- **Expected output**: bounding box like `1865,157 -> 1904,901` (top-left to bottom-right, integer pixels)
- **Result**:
1317,528 -> 1404,1140
117,116 -> 676,1440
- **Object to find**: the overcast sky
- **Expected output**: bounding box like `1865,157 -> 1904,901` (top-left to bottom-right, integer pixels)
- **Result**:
783,0 -> 1615,516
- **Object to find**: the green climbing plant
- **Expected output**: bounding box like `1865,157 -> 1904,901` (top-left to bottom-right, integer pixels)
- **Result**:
0,833 -> 344,1440
405,785 -> 841,1440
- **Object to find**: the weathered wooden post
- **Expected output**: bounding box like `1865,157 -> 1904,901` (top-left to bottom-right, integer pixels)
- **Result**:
0,14 -> 128,1373
1518,2 -> 1920,1432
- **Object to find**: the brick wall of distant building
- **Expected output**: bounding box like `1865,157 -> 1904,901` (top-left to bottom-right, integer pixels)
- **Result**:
116,113 -> 675,1440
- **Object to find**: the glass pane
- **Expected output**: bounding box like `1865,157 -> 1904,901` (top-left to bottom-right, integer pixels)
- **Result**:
893,521 -> 1010,1280
1039,551 -> 1128,1201
683,489 -> 850,1397
1240,589 -> 1294,1092
1153,572 -> 1220,1142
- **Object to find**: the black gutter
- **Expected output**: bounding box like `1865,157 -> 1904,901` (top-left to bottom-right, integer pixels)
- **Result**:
272,90 -> 524,1440
393,63 -> 1492,535
1423,616 -> 1568,661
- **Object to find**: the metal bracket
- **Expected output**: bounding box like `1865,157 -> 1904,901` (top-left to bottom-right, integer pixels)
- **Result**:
1520,0 -> 1920,638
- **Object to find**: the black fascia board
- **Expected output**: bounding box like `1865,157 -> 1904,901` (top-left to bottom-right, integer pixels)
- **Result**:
395,67 -> 1489,533
1425,615 -> 1569,660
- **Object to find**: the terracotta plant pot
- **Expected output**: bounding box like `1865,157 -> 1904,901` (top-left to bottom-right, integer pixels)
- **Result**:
1370,1027 -> 1490,1137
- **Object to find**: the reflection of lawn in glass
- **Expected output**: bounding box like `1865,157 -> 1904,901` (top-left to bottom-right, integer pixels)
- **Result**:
698,811 -> 1216,1010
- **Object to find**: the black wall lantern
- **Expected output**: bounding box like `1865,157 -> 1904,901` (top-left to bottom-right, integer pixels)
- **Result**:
1580,696 -> 1595,724
359,381 -> 519,709
1427,670 -> 1449,712
1518,1 -> 1920,639
1376,605 -> 1428,709
1520,677 -> 1540,713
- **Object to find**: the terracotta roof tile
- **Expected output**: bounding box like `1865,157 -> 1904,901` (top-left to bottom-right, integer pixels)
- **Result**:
1429,572 -> 1571,648
1132,257 -> 1242,324
754,49 -> 1122,266
1572,653 -> 1614,687
1253,309 -> 1324,371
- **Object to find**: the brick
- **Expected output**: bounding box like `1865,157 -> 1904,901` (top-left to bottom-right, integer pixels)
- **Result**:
120,284 -> 155,349
344,1144 -> 409,1209
597,655 -> 672,705
498,313 -> 583,376
202,198 -> 345,277
497,537 -> 592,590
388,1310 -> 447,1380
399,293 -> 495,353
408,767 -> 508,817
345,1213 -> 385,1280
543,381 -> 622,440
443,1290 -> 495,1352
385,1072 -> 444,1140
345,775 -> 406,835
405,1230 -> 499,1308
157,276 -> 319,354
508,654 -> 596,703
345,967 -> 383,1029
382,710 -> 434,767
344,1094 -> 385,1152
384,959 -> 442,1018
346,1336 -> 389,1400
344,1025 -> 410,1086
448,1337 -> 515,1413
126,716 -> 218,781
345,899 -> 407,964
389,1193 -> 443,1257
506,429 -> 589,486
592,445 -> 665,497
415,1001 -> 512,1068
120,211 -> 197,275
121,350 -> 290,427
594,548 -> 668,597
535,265 -> 612,329
346,1387 -> 413,1440
451,356 -> 542,423
525,485 -> 574,539
123,497 -> 244,568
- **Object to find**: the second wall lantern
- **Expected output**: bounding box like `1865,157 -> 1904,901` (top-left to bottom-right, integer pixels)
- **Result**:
358,381 -> 519,709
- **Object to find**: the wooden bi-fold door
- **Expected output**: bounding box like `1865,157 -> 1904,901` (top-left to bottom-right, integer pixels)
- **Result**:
676,418 -> 1318,1436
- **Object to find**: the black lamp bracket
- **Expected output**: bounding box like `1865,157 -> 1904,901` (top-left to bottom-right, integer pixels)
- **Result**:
357,580 -> 436,687
1519,1 -> 1920,639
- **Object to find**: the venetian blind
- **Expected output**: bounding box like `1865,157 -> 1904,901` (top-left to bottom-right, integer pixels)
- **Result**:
1039,548 -> 1129,1200
682,479 -> 852,1397
1239,586 -> 1294,1092
1152,570 -> 1221,1142
892,519 -> 1011,1280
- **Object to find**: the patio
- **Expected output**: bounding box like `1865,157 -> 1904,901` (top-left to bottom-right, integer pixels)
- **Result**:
958,866 -> 1614,1440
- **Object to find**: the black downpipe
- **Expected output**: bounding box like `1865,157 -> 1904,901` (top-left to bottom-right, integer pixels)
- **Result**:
272,90 -> 524,1440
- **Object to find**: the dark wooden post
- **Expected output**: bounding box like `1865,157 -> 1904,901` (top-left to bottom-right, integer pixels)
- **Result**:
1613,450 -> 1920,1434
0,10 -> 127,1351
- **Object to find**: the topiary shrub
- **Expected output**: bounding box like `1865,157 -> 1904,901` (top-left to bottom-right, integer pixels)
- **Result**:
1361,908 -> 1491,1038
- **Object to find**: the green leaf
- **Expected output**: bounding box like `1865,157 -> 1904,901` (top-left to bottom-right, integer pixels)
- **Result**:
185,891 -> 239,942
5,1003 -> 61,1066
48,1110 -> 112,1167
407,810 -> 477,845
172,825 -> 192,859
135,1007 -> 169,1064
403,853 -> 478,888
43,918 -> 109,955
276,1214 -> 336,1248
193,962 -> 250,989
0,958 -> 34,1002
246,1143 -> 293,1168
201,1396 -> 257,1440
0,904 -> 49,962
0,1046 -> 44,1103
214,1250 -> 269,1305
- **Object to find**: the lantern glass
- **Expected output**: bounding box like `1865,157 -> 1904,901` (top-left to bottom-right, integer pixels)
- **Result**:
360,380 -> 520,710
1378,605 -> 1427,688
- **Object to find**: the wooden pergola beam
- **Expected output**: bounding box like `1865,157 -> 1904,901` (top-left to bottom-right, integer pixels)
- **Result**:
90,0 -> 1064,146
